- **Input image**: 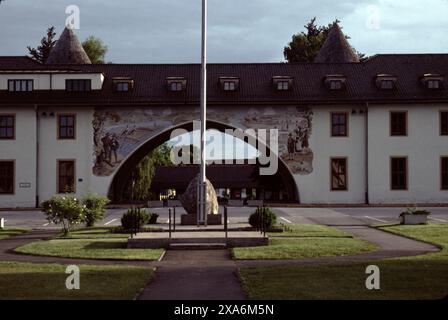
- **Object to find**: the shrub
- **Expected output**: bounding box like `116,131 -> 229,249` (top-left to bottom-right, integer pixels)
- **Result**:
148,213 -> 159,224
121,208 -> 149,234
248,206 -> 277,230
42,195 -> 86,236
82,193 -> 110,227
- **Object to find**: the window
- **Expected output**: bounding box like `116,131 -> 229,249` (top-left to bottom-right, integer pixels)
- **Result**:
0,161 -> 14,194
329,80 -> 342,90
170,82 -> 183,92
8,79 -> 33,92
272,76 -> 293,91
58,160 -> 75,193
116,82 -> 129,92
441,111 -> 448,136
331,158 -> 347,191
277,81 -> 289,91
442,157 -> 448,190
380,80 -> 395,89
66,79 -> 91,92
58,114 -> 76,139
427,80 -> 441,89
224,81 -> 236,91
391,157 -> 407,190
331,112 -> 348,137
390,111 -> 407,136
0,115 -> 15,139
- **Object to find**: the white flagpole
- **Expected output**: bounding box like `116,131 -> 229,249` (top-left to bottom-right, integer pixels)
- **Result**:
199,0 -> 207,225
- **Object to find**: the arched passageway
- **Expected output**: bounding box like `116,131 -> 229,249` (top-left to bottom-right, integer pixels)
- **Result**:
108,120 -> 299,203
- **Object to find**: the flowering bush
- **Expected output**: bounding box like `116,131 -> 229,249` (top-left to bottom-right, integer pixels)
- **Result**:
42,195 -> 86,236
82,193 -> 110,227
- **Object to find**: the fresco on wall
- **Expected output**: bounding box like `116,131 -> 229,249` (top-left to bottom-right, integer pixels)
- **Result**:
92,106 -> 313,176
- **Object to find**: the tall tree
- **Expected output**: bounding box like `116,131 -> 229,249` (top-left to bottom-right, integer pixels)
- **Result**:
283,18 -> 364,63
82,36 -> 108,64
131,144 -> 173,200
27,26 -> 57,63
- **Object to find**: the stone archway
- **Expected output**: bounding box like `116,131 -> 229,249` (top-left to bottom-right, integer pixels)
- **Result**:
106,119 -> 300,202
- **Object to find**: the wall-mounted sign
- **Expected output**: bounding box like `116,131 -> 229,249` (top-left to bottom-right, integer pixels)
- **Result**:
19,183 -> 31,188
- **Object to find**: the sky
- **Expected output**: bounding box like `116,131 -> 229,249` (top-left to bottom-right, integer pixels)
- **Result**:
0,0 -> 447,63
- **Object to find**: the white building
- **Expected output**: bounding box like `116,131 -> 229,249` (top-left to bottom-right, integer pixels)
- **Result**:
1,26 -> 447,208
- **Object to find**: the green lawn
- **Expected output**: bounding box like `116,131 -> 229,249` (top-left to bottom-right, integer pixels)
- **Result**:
232,224 -> 376,260
0,261 -> 153,300
239,224 -> 448,299
16,239 -> 164,261
0,229 -> 27,240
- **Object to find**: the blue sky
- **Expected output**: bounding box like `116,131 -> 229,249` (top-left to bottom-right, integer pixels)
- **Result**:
0,0 -> 447,63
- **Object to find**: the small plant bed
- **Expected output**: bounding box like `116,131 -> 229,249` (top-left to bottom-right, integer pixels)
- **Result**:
0,229 -> 28,240
0,261 -> 153,300
15,238 -> 164,261
232,224 -> 376,260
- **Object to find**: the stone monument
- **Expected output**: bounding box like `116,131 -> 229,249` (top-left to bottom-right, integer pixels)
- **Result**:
180,173 -> 221,225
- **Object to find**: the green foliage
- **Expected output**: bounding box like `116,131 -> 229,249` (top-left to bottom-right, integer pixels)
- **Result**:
283,18 -> 365,63
82,193 -> 110,227
131,143 -> 173,200
82,35 -> 108,64
399,204 -> 431,217
42,195 -> 85,236
121,208 -> 149,234
27,26 -> 57,63
248,207 -> 277,229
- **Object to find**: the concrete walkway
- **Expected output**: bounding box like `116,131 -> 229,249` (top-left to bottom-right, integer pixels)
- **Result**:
138,250 -> 246,300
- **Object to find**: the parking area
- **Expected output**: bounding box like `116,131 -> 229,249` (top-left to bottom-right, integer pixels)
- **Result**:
0,206 -> 447,230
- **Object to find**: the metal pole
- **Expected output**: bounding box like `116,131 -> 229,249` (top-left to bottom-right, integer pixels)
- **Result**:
198,0 -> 207,226
173,206 -> 176,232
224,206 -> 228,239
169,209 -> 172,239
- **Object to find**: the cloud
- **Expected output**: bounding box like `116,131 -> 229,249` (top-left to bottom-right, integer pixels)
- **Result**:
0,0 -> 446,63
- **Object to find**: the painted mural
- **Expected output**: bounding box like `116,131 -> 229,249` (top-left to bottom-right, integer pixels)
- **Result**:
92,106 -> 314,176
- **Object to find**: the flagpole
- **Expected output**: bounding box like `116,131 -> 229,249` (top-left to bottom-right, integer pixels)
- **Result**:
199,0 -> 207,225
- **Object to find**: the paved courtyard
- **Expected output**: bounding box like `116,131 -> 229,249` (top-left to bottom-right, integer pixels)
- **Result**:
1,206 -> 447,230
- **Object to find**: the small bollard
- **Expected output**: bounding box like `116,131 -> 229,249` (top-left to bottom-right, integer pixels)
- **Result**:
0,218 -> 4,229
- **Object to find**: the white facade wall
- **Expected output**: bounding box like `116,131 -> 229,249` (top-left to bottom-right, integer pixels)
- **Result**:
0,107 -> 37,207
368,104 -> 448,204
295,107 -> 367,204
1,104 -> 447,208
37,107 -> 94,202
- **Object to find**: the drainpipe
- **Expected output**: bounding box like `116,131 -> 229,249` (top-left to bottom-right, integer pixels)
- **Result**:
35,104 -> 40,208
364,102 -> 369,204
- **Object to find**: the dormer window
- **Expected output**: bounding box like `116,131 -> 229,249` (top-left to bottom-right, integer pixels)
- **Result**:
272,76 -> 293,91
8,79 -> 33,92
166,77 -> 187,92
421,74 -> 444,90
324,75 -> 346,91
219,77 -> 240,91
66,79 -> 91,92
113,77 -> 134,92
375,74 -> 397,90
